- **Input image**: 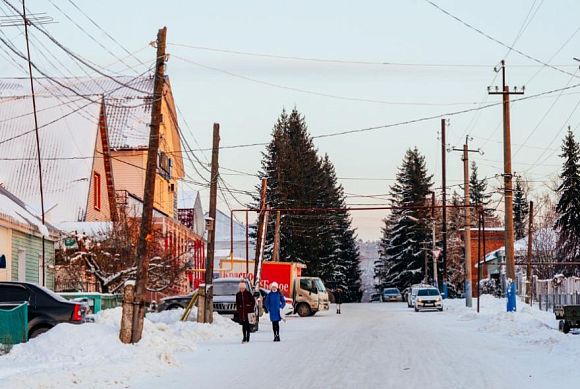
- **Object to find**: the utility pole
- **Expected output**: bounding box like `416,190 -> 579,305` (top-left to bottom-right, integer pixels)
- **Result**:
430,191 -> 438,287
440,118 -> 448,292
488,60 -> 524,285
253,178 -> 268,280
272,210 -> 281,261
9,1 -> 53,287
127,26 -> 167,343
452,136 -> 480,308
203,123 -> 220,324
526,201 -> 534,305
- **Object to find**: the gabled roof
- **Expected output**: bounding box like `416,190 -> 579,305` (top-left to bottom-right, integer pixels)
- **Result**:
0,185 -> 57,238
0,91 -> 102,224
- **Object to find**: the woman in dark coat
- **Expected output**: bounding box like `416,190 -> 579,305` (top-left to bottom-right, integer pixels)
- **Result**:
335,288 -> 343,314
235,281 -> 256,343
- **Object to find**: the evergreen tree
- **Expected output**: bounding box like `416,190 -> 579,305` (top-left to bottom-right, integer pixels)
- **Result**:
377,148 -> 433,290
469,161 -> 494,220
256,108 -> 362,301
446,191 -> 465,294
513,177 -> 529,240
554,128 -> 580,275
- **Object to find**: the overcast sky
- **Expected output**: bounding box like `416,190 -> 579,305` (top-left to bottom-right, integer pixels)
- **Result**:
2,0 -> 579,240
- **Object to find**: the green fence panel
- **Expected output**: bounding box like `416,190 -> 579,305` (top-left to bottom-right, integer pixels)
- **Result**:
0,302 -> 28,345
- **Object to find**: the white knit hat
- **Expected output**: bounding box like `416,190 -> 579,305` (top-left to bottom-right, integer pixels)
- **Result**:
270,282 -> 279,290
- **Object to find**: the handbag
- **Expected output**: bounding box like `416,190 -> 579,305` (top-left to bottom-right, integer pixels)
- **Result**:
247,312 -> 257,325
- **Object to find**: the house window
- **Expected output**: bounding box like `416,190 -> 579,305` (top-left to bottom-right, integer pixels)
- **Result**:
93,172 -> 101,211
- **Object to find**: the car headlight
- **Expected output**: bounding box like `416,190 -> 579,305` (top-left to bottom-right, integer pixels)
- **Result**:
417,298 -> 423,303
436,297 -> 442,302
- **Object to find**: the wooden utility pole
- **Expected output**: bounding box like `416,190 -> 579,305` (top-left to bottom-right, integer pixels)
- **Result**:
526,201 -> 534,305
253,178 -> 268,279
488,60 -> 524,283
272,210 -> 281,261
440,118 -> 448,289
126,26 -> 167,344
203,123 -> 220,324
452,137 -> 480,308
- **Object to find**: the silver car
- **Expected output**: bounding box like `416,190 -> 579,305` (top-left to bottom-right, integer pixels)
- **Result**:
414,288 -> 443,312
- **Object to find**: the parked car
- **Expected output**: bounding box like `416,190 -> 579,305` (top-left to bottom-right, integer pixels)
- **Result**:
157,292 -> 196,312
414,288 -> 443,312
407,284 -> 431,308
381,288 -> 402,302
213,278 -> 260,332
0,281 -> 84,338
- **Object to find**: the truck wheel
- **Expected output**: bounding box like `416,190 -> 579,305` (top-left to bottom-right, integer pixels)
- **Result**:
563,321 -> 571,334
296,303 -> 311,317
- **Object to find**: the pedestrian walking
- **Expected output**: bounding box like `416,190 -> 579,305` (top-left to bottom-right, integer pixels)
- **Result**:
335,288 -> 343,314
235,281 -> 256,343
264,282 -> 286,342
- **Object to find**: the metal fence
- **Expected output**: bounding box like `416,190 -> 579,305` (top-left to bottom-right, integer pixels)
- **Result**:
537,293 -> 580,312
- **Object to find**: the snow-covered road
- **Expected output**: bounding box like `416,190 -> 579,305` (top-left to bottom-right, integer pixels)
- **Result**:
133,301 -> 580,389
3,298 -> 580,389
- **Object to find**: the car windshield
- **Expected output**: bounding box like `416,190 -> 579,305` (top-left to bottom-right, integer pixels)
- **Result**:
314,279 -> 326,292
213,281 -> 243,296
384,289 -> 399,294
417,289 -> 440,296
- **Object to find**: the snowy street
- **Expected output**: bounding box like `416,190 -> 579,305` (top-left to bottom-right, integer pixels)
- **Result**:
3,298 -> 580,389
136,299 -> 580,389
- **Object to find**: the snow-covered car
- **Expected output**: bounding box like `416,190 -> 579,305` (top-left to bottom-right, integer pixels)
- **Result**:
414,288 -> 443,312
381,288 -> 402,302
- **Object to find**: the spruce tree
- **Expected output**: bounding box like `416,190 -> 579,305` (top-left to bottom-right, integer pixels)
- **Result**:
469,161 -> 494,220
513,177 -> 529,240
256,108 -> 362,301
377,148 -> 433,290
554,128 -> 580,275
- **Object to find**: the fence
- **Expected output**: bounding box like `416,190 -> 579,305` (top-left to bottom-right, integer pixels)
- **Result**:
0,302 -> 28,351
537,293 -> 580,312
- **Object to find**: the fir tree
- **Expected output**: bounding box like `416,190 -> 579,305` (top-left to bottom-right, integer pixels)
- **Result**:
377,148 -> 433,290
554,128 -> 580,275
513,177 -> 529,240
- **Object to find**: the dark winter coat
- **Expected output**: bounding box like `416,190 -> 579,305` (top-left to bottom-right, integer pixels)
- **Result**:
334,290 -> 343,304
264,290 -> 286,322
235,290 -> 255,323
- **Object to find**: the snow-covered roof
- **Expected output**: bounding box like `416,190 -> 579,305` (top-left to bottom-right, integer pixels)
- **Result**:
0,185 -> 57,238
480,228 -> 557,264
208,209 -> 248,243
0,90 -> 102,224
56,221 -> 112,239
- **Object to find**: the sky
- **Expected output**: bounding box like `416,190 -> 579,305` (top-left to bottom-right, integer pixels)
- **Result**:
1,0 -> 580,240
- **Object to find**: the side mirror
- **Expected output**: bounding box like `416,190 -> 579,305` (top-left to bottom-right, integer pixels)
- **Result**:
312,287 -> 318,294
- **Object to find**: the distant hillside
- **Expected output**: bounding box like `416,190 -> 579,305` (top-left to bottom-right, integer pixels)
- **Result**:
358,240 -> 379,302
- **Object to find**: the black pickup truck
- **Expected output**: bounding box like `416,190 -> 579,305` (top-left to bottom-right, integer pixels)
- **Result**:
0,282 -> 84,338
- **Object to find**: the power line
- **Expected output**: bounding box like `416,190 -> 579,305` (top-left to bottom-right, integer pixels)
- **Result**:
169,42 -> 575,69
172,54 -> 482,107
424,0 -> 579,79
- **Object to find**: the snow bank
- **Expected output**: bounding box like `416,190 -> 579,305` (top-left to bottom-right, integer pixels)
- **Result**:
0,308 -> 238,389
446,295 -> 568,348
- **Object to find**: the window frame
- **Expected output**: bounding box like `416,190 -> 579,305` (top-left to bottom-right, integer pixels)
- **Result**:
93,171 -> 101,211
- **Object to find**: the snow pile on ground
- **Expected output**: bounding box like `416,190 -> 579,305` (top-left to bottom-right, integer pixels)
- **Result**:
0,308 -> 238,389
446,295 -> 566,347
